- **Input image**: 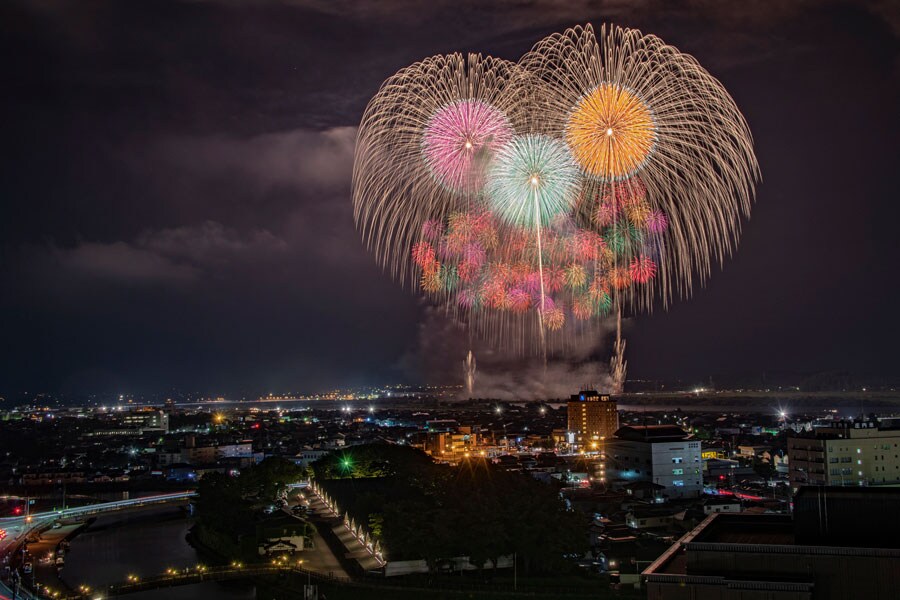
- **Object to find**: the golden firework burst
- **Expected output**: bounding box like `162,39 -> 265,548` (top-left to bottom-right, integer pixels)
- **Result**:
566,84 -> 655,180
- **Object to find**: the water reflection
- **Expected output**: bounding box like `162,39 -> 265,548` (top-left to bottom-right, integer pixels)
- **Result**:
62,505 -> 255,600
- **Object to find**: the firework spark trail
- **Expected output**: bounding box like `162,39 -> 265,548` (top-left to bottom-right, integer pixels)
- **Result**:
352,24 -> 759,389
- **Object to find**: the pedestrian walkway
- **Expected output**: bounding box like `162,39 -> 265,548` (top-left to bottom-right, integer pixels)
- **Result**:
295,497 -> 348,579
306,487 -> 384,574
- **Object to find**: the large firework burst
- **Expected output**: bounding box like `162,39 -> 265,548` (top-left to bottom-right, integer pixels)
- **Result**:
485,134 -> 580,228
521,24 -> 760,308
351,24 -> 759,377
352,53 -> 531,287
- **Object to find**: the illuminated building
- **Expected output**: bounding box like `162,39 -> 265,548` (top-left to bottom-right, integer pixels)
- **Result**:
567,390 -> 618,451
607,425 -> 702,498
121,409 -> 169,432
787,418 -> 900,490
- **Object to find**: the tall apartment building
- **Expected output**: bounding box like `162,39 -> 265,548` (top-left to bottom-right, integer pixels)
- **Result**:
787,418 -> 900,489
567,390 -> 618,450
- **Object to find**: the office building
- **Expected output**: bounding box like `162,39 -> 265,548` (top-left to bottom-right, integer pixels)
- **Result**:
787,418 -> 900,490
121,409 -> 169,432
607,425 -> 702,498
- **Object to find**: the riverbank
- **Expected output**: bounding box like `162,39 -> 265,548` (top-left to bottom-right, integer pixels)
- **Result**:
61,504 -> 254,600
23,520 -> 86,597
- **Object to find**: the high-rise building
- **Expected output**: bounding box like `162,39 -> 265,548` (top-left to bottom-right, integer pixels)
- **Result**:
567,390 -> 618,450
787,418 -> 900,490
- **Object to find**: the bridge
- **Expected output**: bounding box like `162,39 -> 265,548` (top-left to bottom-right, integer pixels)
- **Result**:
0,492 -> 196,600
0,491 -> 196,547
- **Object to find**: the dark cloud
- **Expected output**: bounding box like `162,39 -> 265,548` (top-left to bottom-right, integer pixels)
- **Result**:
40,221 -> 287,288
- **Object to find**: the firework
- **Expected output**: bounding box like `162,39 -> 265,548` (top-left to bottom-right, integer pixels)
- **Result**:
352,23 -> 759,374
629,256 -> 657,284
353,53 -> 530,287
566,83 -> 656,180
521,24 -> 759,307
423,99 -> 513,192
485,134 -> 581,228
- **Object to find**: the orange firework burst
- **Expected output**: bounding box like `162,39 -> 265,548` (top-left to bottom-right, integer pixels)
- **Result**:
545,307 -> 565,331
624,198 -> 651,225
611,266 -> 632,289
573,295 -> 593,320
564,263 -> 587,289
421,268 -> 442,293
566,84 -> 655,180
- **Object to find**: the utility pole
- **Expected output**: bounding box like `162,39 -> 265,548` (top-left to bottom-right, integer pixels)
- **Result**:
513,552 -> 517,591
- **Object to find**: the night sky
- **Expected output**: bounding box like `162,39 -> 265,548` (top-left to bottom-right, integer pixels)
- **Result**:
2,1 -> 898,397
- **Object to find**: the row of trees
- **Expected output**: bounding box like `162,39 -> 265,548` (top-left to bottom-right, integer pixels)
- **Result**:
195,457 -> 305,539
314,445 -> 586,575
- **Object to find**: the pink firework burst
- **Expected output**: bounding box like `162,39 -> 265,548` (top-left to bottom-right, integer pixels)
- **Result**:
593,201 -> 619,227
523,272 -> 543,294
422,99 -> 513,192
570,230 -> 606,261
545,267 -> 565,293
508,287 -> 531,313
629,256 -> 658,284
463,243 -> 486,268
645,210 -> 668,234
538,295 -> 557,313
421,219 -> 444,240
458,286 -> 480,309
458,259 -> 480,283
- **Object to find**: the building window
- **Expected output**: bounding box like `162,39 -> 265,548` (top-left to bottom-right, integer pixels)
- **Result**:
673,469 -> 684,475
672,457 -> 683,464
673,480 -> 685,487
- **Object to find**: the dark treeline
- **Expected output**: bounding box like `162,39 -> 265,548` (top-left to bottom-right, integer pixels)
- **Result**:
314,444 -> 586,575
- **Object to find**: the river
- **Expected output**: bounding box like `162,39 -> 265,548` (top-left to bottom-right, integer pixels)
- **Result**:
61,504 -> 255,599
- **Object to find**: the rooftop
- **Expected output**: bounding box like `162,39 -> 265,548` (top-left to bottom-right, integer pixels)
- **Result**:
614,424 -> 689,443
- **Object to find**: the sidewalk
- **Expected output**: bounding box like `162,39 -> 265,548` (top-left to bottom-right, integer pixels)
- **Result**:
293,497 -> 348,579
306,487 -> 383,574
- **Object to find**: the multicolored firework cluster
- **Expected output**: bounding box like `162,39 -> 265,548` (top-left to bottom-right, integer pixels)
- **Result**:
353,24 -> 758,361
